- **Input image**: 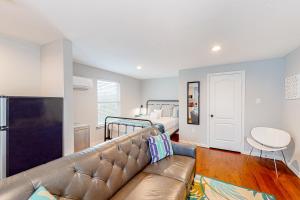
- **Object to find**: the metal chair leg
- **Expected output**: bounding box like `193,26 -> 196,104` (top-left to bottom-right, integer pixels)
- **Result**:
281,150 -> 287,165
249,147 -> 254,156
260,150 -> 262,158
247,147 -> 254,161
273,151 -> 278,178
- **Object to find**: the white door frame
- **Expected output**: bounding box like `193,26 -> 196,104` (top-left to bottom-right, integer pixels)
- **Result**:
206,70 -> 245,153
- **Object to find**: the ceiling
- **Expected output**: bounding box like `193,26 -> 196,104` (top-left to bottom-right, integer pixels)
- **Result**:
1,0 -> 300,79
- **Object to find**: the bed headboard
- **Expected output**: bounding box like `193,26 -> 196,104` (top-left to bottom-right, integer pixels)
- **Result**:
146,99 -> 179,114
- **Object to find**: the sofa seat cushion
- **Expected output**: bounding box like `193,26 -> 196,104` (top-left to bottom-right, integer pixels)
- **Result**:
111,172 -> 186,200
143,155 -> 195,185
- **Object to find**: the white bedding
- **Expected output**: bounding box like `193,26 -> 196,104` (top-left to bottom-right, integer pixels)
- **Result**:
108,116 -> 179,137
138,116 -> 179,133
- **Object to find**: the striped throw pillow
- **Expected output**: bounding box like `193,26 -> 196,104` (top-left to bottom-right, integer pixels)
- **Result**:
148,132 -> 173,163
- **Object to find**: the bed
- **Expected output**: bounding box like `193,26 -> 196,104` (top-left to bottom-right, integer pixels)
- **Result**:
104,100 -> 179,141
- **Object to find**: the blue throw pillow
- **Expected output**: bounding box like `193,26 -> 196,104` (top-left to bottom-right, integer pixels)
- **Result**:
29,186 -> 56,200
148,132 -> 174,163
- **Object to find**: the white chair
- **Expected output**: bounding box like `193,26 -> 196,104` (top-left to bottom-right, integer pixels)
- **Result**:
247,127 -> 291,177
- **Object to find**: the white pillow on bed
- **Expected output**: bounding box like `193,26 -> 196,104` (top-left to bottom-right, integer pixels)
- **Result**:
150,111 -> 159,119
150,109 -> 162,119
161,105 -> 174,117
154,109 -> 162,118
172,106 -> 179,118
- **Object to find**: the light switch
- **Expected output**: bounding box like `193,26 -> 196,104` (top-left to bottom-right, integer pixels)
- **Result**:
255,98 -> 261,104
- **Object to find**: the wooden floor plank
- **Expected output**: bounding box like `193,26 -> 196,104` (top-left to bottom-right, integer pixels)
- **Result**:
195,147 -> 300,200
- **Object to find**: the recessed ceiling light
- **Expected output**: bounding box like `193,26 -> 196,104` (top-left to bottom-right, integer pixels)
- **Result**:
211,45 -> 222,52
136,66 -> 142,70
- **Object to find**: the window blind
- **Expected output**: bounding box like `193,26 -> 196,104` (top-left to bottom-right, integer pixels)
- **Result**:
97,80 -> 120,125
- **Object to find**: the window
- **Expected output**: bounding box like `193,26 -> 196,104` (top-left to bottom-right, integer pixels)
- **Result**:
97,80 -> 120,126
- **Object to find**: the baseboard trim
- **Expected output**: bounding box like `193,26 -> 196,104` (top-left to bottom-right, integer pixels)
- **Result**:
288,163 -> 300,178
242,150 -> 284,161
199,143 -> 209,148
179,140 -> 209,148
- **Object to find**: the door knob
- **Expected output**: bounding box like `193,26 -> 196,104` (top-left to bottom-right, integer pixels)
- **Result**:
210,114 -> 214,118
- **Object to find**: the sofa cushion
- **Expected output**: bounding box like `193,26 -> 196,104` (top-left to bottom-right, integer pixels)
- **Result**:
0,172 -> 34,200
22,156 -> 76,199
143,155 -> 195,185
59,131 -> 154,200
111,172 -> 186,200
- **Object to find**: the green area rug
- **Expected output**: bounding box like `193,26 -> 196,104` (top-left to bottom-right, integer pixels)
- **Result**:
188,175 -> 276,200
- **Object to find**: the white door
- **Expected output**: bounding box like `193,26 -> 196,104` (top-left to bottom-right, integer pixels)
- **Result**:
208,71 -> 244,152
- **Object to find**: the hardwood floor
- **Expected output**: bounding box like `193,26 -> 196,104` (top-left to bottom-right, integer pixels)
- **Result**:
196,147 -> 300,200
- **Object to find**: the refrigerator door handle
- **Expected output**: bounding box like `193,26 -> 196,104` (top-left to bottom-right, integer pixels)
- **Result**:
0,96 -> 6,179
0,126 -> 8,131
0,97 -> 7,127
0,130 -> 6,179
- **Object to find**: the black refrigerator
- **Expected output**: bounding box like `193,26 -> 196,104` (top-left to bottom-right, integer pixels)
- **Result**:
0,96 -> 63,179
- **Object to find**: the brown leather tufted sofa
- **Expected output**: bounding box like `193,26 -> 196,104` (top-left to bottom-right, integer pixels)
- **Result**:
0,127 -> 196,200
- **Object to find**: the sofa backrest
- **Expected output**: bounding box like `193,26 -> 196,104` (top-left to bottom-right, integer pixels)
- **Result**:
0,127 -> 158,200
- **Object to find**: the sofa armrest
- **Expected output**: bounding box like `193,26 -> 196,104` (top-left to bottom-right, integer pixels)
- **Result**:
171,142 -> 196,158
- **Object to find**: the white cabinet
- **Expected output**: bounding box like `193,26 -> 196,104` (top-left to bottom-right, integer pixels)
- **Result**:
74,124 -> 90,152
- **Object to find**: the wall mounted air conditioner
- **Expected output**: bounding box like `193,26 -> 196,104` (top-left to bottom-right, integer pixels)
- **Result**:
73,76 -> 93,90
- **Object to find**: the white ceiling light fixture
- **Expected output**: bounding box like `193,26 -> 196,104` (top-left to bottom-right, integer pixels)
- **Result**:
136,65 -> 142,70
211,45 -> 222,53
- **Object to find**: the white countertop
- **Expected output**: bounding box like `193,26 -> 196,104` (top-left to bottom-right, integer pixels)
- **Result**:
73,123 -> 90,129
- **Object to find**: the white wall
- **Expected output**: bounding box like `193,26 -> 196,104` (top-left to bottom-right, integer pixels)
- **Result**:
283,47 -> 300,176
40,39 -> 74,155
40,40 -> 64,97
0,34 -> 41,96
140,77 -> 179,105
62,40 -> 74,156
73,62 -> 141,145
179,58 -> 285,151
